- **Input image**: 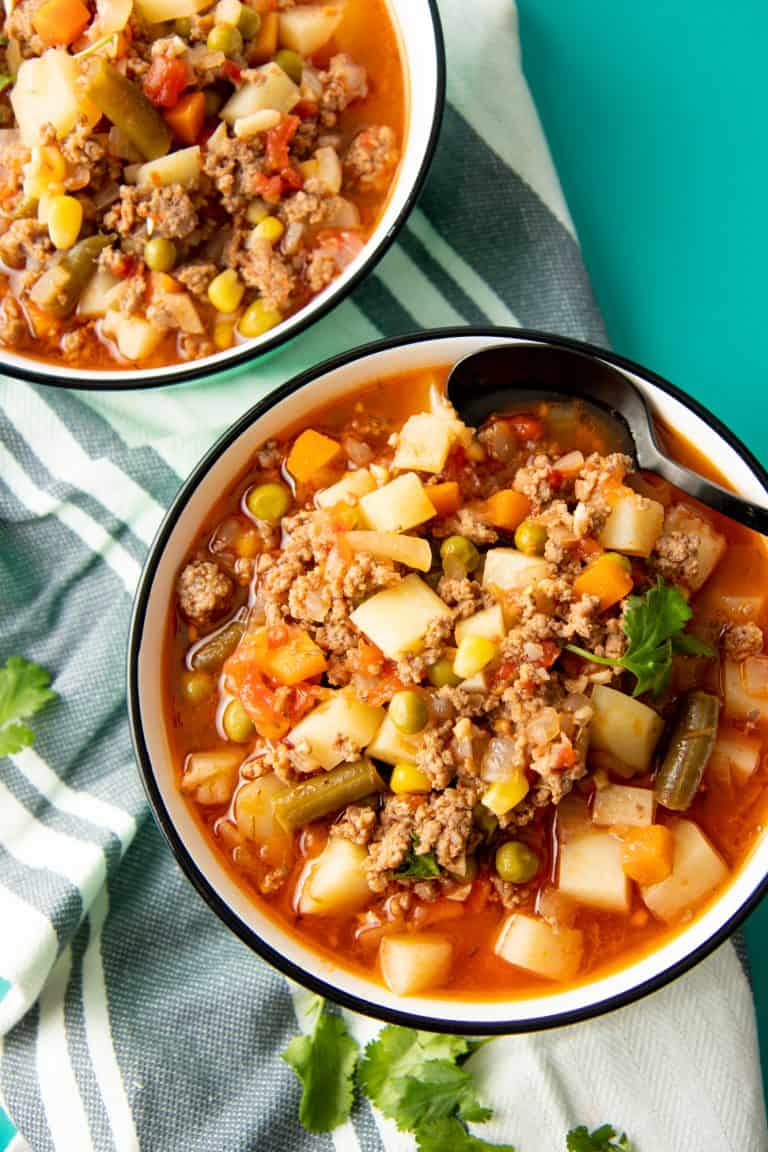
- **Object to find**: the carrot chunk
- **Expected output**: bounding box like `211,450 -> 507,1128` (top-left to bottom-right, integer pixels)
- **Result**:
573,552 -> 633,611
427,480 -> 461,517
164,91 -> 205,145
286,429 -> 341,482
32,0 -> 90,45
621,825 -> 674,886
483,489 -> 531,531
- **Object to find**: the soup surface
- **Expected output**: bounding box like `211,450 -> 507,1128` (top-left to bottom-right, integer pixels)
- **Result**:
0,0 -> 403,370
165,367 -> 768,999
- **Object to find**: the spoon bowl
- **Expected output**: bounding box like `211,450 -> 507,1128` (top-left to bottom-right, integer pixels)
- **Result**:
446,343 -> 768,535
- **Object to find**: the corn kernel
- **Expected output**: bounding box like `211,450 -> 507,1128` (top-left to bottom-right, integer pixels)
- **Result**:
251,215 -> 284,245
207,269 -> 245,314
482,776 -> 529,817
213,321 -> 236,349
47,195 -> 83,251
246,198 -> 269,225
238,299 -> 281,339
453,635 -> 497,679
40,145 -> 67,183
391,763 -> 432,795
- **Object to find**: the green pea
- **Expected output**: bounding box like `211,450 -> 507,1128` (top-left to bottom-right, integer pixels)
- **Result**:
246,481 -> 291,525
427,658 -> 461,689
495,841 -> 540,884
275,48 -> 304,84
237,5 -> 261,38
514,519 -> 548,556
389,690 -> 428,735
174,16 -> 191,36
440,534 -> 480,574
604,551 -> 632,573
181,670 -> 213,706
143,236 -> 177,273
207,23 -> 243,55
223,699 -> 254,743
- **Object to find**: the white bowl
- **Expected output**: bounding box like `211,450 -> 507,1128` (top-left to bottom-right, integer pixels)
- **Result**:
1,1 -> 444,390
128,329 -> 768,1032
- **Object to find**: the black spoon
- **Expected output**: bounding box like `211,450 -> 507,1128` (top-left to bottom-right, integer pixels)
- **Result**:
446,342 -> 768,536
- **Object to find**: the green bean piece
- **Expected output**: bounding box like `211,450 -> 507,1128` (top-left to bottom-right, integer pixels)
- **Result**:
275,48 -> 303,83
86,58 -> 171,160
440,534 -> 480,574
514,519 -> 547,556
274,759 -> 385,831
189,617 -> 246,671
29,234 -> 112,317
203,87 -> 224,117
472,802 -> 498,840
389,690 -> 428,735
495,840 -> 539,884
655,690 -> 720,811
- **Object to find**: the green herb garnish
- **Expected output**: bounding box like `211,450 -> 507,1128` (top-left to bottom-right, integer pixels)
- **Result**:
565,577 -> 712,698
0,656 -> 57,757
415,1117 -> 516,1151
282,997 -> 358,1134
566,1123 -> 634,1151
396,848 -> 441,879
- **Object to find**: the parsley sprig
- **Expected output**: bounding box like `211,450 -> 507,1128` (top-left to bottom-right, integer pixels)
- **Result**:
0,656 -> 57,757
283,999 -> 636,1151
565,577 -> 712,698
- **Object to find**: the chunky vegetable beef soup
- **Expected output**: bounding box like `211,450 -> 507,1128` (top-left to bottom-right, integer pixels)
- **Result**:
166,368 -> 768,998
0,0 -> 403,368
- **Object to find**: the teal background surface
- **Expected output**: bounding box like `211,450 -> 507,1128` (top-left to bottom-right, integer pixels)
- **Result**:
518,0 -> 768,1084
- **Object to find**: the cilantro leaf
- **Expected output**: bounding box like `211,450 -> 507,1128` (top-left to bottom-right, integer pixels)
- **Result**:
565,578 -> 712,698
415,1117 -> 516,1151
0,657 -> 56,758
282,1001 -> 358,1133
566,1124 -> 633,1151
396,848 -> 441,879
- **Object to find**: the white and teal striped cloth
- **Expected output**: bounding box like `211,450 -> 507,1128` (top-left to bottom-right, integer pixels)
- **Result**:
0,3 -> 765,1150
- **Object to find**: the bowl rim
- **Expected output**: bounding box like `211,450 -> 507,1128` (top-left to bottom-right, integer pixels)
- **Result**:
0,0 -> 446,393
127,326 -> 768,1034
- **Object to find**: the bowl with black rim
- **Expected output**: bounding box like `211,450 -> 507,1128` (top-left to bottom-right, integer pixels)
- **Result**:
0,0 -> 444,391
128,327 -> 768,1033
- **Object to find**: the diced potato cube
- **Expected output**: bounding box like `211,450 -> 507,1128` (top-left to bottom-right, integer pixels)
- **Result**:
345,531 -> 432,572
135,146 -> 201,189
379,933 -> 453,996
708,732 -> 762,787
599,493 -> 665,557
350,574 -> 452,659
135,0 -> 209,22
235,773 -> 288,841
181,749 -> 241,806
495,913 -> 583,982
298,837 -> 370,916
589,684 -> 664,776
557,828 -> 631,912
221,62 -> 301,124
555,794 -> 593,842
640,819 -> 728,922
482,548 -> 548,594
278,3 -> 344,55
393,413 -> 456,474
366,714 -> 422,767
11,50 -> 99,148
102,312 -> 163,362
78,268 -> 120,319
316,469 -> 376,508
454,604 -> 505,646
662,505 -> 726,590
718,595 -> 766,624
592,784 -> 656,828
723,659 -> 768,724
287,690 -> 384,771
359,473 -> 437,533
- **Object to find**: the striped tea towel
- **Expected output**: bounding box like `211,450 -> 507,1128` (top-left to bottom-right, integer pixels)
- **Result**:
0,2 -> 765,1150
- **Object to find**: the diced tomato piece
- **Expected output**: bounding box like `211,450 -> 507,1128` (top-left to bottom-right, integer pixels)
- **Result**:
280,165 -> 303,191
494,659 -> 518,683
265,114 -> 300,171
236,667 -> 290,741
142,56 -> 190,108
222,59 -> 243,84
555,744 -> 577,771
538,640 -> 561,669
293,99 -> 318,120
508,413 -> 544,442
547,468 -> 563,491
253,172 -> 284,204
466,875 -> 491,915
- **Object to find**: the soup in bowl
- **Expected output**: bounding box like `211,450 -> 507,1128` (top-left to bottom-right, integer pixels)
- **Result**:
129,330 -> 768,1031
0,0 -> 443,386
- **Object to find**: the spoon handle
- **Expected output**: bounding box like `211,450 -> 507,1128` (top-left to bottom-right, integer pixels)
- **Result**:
650,455 -> 768,536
